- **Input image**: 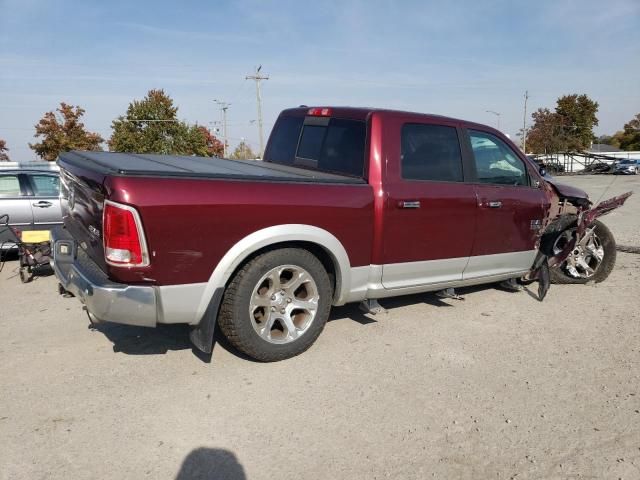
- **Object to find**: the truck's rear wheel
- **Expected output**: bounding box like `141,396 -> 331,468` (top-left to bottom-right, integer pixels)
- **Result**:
218,248 -> 332,362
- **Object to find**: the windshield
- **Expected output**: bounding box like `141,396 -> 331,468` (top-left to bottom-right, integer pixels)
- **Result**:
264,115 -> 367,178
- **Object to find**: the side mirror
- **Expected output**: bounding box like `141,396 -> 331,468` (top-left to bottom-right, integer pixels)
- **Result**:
539,166 -> 547,177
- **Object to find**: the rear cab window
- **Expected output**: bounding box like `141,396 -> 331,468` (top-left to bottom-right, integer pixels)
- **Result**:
264,113 -> 367,178
401,124 -> 464,182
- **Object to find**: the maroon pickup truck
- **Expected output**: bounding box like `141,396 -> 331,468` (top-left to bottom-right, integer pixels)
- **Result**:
51,106 -> 630,361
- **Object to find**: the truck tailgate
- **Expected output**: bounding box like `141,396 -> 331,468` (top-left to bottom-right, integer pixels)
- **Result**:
59,166 -> 108,271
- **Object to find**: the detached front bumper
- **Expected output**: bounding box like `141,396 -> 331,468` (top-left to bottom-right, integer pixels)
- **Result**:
51,228 -> 157,328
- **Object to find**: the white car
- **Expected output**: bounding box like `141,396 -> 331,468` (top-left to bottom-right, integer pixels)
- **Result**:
614,159 -> 639,175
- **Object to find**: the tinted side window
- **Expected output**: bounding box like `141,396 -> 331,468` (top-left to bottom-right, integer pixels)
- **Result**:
401,124 -> 463,182
263,115 -> 304,165
0,175 -> 21,196
469,130 -> 529,186
30,175 -> 60,197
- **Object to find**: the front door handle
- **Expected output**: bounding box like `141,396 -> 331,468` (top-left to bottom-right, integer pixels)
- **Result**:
479,200 -> 503,208
399,200 -> 421,209
32,201 -> 53,208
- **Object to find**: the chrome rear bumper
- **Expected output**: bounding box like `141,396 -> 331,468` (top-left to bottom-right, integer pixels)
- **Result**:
51,228 -> 157,327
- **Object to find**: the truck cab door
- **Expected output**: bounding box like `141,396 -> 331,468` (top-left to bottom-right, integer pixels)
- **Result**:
462,128 -> 549,279
381,118 -> 477,289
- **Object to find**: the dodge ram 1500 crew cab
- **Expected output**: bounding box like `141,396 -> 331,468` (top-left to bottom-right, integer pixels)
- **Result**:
51,106 -> 630,361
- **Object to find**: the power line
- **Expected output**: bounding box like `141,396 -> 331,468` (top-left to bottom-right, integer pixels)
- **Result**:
246,65 -> 269,158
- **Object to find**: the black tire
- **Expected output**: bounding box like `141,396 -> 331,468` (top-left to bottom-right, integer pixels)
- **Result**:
550,220 -> 616,284
218,248 -> 332,362
19,268 -> 32,283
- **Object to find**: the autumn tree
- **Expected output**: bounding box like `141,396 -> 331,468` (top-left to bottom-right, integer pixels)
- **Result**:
525,108 -> 568,154
0,139 -> 9,161
230,141 -> 256,160
526,94 -> 599,154
555,94 -> 599,151
109,89 -> 209,156
29,103 -> 104,161
197,126 -> 224,157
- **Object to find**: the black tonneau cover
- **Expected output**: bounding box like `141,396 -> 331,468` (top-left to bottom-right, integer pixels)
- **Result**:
59,151 -> 365,184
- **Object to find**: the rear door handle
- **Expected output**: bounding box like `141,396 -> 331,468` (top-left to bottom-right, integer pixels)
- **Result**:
487,201 -> 502,208
399,200 -> 421,209
32,201 -> 53,208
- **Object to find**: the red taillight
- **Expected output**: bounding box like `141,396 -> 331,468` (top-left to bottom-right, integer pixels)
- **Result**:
103,201 -> 148,266
307,107 -> 332,117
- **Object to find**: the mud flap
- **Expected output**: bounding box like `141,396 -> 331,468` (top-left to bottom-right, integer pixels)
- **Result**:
188,288 -> 224,354
529,252 -> 550,302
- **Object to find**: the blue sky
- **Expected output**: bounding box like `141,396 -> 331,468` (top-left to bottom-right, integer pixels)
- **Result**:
1,0 -> 639,161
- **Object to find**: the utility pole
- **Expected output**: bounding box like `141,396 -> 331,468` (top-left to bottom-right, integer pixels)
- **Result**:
213,99 -> 231,157
522,90 -> 529,153
246,65 -> 269,158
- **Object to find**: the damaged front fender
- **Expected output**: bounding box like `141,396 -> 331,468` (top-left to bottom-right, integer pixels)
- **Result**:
548,191 -> 632,268
527,191 -> 632,301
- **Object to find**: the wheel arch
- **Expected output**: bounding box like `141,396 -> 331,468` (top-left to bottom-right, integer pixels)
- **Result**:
194,224 -> 352,324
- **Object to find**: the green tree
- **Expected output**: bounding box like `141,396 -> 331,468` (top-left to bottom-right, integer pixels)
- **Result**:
229,140 -> 256,160
616,113 -> 640,151
555,94 -> 599,151
0,139 -> 9,161
29,103 -> 104,161
109,89 -> 208,155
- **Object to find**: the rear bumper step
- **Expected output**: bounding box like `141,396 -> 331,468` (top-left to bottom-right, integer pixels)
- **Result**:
51,227 -> 158,328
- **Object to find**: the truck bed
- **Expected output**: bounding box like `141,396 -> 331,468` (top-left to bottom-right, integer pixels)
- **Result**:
59,151 -> 365,184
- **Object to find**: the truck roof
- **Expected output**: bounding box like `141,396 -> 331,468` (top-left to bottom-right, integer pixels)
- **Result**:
281,106 -> 471,125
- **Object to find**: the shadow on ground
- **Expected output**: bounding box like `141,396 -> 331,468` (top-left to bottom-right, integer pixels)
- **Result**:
175,448 -> 245,480
329,283 -> 522,322
91,283 -> 522,360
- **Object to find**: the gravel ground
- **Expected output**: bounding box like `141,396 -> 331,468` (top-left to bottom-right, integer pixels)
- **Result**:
1,175 -> 639,480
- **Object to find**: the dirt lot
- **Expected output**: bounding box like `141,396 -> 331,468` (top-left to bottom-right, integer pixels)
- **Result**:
1,175 -> 639,480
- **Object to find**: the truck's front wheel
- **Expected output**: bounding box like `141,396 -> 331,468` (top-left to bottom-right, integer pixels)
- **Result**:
549,220 -> 616,284
218,248 -> 332,362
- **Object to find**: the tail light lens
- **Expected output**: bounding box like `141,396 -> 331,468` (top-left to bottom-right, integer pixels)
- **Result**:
103,200 -> 149,267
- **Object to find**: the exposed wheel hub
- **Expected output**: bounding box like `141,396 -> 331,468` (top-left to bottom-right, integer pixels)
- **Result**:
553,227 -> 605,279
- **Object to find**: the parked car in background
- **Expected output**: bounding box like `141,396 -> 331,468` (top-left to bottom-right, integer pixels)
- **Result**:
0,170 -> 62,250
527,155 -> 565,175
614,159 -> 639,175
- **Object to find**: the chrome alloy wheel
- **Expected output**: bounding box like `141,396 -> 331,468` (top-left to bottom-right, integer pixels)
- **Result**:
553,227 -> 605,279
249,265 -> 320,344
